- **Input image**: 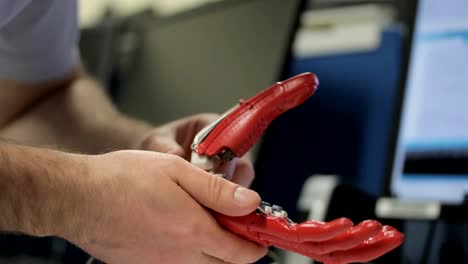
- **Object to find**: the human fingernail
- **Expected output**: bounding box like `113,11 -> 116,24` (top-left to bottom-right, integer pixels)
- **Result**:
234,187 -> 258,204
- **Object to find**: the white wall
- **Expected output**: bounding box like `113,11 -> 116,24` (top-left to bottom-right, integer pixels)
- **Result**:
79,0 -> 222,28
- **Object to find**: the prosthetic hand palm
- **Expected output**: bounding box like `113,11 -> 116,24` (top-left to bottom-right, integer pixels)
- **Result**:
191,73 -> 404,264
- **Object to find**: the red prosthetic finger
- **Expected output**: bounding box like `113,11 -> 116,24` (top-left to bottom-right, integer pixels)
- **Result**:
253,220 -> 382,263
213,213 -> 353,246
381,225 -> 397,232
306,220 -> 382,255
293,218 -> 353,242
261,237 -> 327,261
254,217 -> 353,249
319,225 -> 405,264
255,220 -> 381,259
251,217 -> 353,244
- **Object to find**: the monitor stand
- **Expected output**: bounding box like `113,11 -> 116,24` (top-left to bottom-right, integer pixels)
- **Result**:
375,195 -> 468,222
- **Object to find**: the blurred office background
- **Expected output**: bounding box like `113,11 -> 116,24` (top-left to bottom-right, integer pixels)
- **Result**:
1,0 -> 466,263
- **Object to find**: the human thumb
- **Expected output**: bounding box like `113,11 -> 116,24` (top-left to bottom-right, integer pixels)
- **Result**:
174,162 -> 260,216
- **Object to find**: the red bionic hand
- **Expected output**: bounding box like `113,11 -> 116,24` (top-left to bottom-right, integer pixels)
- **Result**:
191,72 -> 405,263
194,72 -> 319,158
215,209 -> 404,264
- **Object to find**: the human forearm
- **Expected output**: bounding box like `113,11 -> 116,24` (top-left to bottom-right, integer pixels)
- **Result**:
0,73 -> 153,154
0,128 -> 266,264
0,141 -> 266,264
0,142 -> 88,237
0,71 -> 77,127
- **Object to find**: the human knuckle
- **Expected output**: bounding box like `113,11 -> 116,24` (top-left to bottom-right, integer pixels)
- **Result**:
174,221 -> 202,243
243,165 -> 255,180
189,221 -> 205,238
167,154 -> 185,166
239,157 -> 254,170
159,155 -> 185,174
207,174 -> 225,204
140,132 -> 159,148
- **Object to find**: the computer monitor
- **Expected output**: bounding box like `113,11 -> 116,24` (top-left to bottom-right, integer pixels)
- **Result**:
116,0 -> 306,125
388,0 -> 468,204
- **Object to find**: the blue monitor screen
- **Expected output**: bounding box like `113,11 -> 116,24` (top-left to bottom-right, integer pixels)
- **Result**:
391,0 -> 468,204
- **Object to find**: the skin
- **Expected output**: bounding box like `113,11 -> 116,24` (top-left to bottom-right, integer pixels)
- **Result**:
0,68 -> 265,263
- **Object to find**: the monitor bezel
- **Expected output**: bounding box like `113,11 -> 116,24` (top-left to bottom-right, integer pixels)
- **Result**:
382,0 -> 420,196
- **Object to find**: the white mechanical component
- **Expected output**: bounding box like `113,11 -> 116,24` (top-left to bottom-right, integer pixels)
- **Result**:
258,202 -> 290,220
190,152 -> 215,171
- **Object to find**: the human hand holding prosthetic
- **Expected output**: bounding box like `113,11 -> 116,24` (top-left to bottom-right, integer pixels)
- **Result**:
67,150 -> 266,264
134,113 -> 255,187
